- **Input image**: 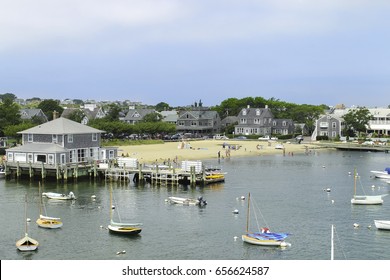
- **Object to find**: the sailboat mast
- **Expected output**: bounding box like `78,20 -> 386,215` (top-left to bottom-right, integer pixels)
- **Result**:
246,193 -> 251,233
354,168 -> 357,197
331,224 -> 334,260
110,184 -> 113,220
24,194 -> 28,235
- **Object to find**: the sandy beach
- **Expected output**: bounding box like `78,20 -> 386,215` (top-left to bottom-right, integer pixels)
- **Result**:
117,139 -> 321,164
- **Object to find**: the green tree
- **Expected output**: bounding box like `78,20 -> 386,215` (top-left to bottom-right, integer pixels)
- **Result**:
3,122 -> 36,139
0,93 -> 17,101
67,109 -> 86,123
342,107 -> 373,137
104,103 -> 122,121
38,99 -> 64,121
0,96 -> 22,135
142,112 -> 162,123
155,102 -> 170,112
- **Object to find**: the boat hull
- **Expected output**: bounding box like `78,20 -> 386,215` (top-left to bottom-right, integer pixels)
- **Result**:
42,192 -> 75,200
370,171 -> 390,179
374,220 -> 390,230
108,224 -> 142,235
36,218 -> 63,229
241,234 -> 286,246
16,235 -> 39,251
351,195 -> 383,205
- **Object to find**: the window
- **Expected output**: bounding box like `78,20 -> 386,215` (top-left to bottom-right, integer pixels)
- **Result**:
48,154 -> 54,164
92,133 -> 97,141
37,154 -> 47,163
68,134 -> 73,143
78,149 -> 87,162
282,121 -> 287,126
28,153 -> 33,163
332,122 -> 337,128
60,154 -> 66,164
320,122 -> 329,128
70,150 -> 76,163
256,109 -> 260,116
28,134 -> 33,142
52,134 -> 58,143
242,109 -> 247,116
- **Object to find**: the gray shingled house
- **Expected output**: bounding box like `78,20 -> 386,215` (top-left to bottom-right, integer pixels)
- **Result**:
5,117 -> 117,165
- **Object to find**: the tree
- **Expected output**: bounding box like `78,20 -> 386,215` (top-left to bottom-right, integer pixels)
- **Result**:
104,103 -> 122,121
142,112 -> 162,123
342,107 -> 373,138
0,93 -> 17,101
37,99 -> 64,121
67,109 -> 86,123
155,102 -> 170,112
0,96 -> 22,135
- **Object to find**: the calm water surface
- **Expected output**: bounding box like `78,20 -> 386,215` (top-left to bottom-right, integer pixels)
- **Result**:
1,149 -> 390,260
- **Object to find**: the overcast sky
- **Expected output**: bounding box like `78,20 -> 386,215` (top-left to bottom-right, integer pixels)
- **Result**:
1,0 -> 389,108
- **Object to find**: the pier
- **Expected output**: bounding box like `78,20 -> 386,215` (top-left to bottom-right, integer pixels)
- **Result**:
2,158 -> 225,185
311,142 -> 389,153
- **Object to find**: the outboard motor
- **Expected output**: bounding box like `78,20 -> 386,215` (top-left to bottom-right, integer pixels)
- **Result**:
198,196 -> 207,206
69,191 -> 75,199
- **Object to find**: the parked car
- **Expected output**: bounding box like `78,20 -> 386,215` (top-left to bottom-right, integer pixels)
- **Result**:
258,135 -> 278,141
235,136 -> 247,140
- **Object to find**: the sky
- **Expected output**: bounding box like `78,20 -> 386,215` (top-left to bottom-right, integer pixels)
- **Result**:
1,0 -> 390,108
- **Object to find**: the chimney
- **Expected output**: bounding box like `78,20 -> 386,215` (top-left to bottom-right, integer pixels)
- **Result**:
247,105 -> 250,109
53,110 -> 58,120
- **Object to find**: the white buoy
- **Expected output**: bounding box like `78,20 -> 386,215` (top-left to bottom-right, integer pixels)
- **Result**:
331,200 -> 335,204
371,185 -> 375,189
368,225 -> 372,229
234,236 -> 238,241
26,218 -> 31,222
240,196 -> 245,200
348,172 -> 352,176
232,209 -> 239,214
111,205 -> 115,209
91,195 -> 97,199
353,223 -> 359,228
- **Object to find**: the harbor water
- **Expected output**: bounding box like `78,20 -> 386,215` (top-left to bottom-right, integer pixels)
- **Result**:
1,149 -> 390,260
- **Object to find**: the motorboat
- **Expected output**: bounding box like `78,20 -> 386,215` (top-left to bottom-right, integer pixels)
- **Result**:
370,168 -> 390,179
374,220 -> 390,230
42,191 -> 76,200
166,196 -> 207,206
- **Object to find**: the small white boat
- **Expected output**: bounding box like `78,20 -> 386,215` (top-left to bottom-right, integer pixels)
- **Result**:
42,191 -> 76,200
370,168 -> 390,179
374,220 -> 390,230
108,184 -> 142,235
37,182 -> 63,228
166,196 -> 207,206
242,193 -> 290,247
16,195 -> 39,251
351,168 -> 386,205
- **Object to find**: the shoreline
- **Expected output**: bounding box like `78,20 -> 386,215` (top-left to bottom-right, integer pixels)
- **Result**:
116,139 -> 325,164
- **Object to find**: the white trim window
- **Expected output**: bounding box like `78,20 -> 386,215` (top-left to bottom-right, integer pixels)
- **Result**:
92,133 -> 97,141
52,134 -> 58,143
68,134 -> 73,143
28,134 -> 33,143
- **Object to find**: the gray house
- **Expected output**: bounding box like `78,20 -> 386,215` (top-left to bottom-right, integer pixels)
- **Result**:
123,108 -> 156,124
234,106 -> 295,136
176,109 -> 221,135
313,115 -> 344,140
20,108 -> 48,123
5,117 -> 117,165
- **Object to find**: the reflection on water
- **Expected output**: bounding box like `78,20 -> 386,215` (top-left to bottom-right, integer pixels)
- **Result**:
1,150 -> 390,260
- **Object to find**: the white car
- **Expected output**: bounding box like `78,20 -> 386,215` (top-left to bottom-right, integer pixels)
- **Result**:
258,136 -> 278,141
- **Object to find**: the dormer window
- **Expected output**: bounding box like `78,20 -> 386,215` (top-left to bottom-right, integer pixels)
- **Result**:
242,109 -> 247,116
256,109 -> 260,116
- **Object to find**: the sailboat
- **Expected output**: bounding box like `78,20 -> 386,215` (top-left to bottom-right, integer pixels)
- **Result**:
241,192 -> 290,247
107,184 -> 142,235
16,195 -> 39,251
36,182 -> 63,229
351,168 -> 385,205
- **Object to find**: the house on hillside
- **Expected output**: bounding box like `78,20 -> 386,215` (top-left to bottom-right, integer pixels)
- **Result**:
20,108 -> 48,123
5,117 -> 117,165
234,105 -> 295,136
61,106 -> 106,125
123,108 -> 156,124
176,109 -> 221,136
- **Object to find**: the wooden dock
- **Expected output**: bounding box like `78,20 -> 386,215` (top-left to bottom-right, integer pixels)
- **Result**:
311,142 -> 389,153
2,159 -> 225,186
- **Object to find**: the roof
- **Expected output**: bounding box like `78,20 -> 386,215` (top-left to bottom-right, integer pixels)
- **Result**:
18,117 -> 104,135
6,143 -> 68,153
